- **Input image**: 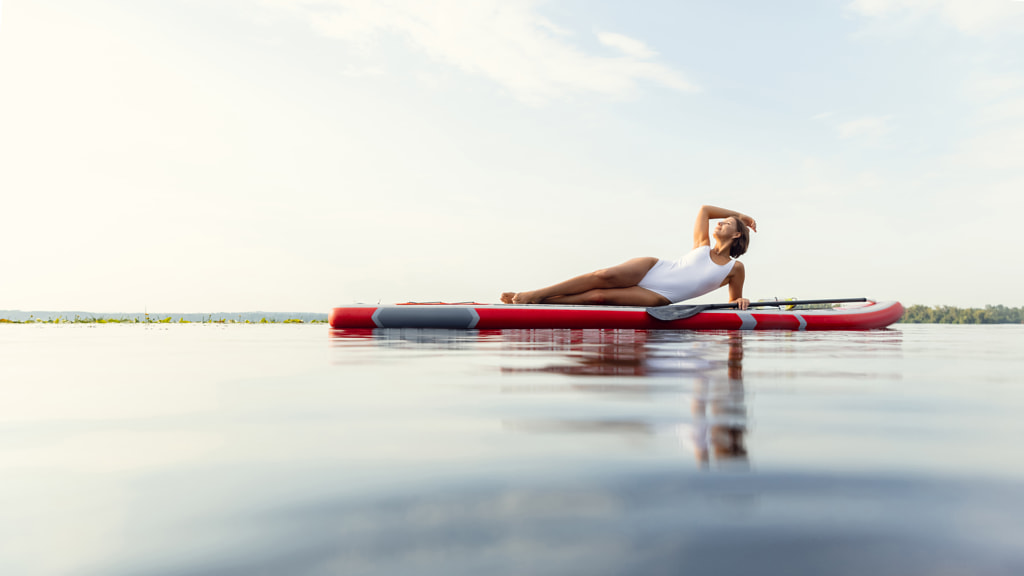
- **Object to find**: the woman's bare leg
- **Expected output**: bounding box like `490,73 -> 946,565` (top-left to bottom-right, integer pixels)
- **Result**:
543,286 -> 671,306
501,257 -> 659,304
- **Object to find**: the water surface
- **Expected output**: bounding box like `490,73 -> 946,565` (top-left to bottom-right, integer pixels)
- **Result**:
1,324 -> 1022,575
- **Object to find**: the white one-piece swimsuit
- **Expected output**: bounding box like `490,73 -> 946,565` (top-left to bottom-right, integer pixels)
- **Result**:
637,245 -> 735,304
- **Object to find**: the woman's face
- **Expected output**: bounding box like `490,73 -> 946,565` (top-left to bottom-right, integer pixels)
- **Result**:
715,217 -> 740,239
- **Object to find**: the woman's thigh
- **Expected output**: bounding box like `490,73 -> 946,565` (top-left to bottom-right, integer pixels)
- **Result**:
599,257 -> 660,287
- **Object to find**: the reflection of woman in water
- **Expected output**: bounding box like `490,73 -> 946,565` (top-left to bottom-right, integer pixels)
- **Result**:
496,329 -> 750,468
691,333 -> 748,467
501,205 -> 757,308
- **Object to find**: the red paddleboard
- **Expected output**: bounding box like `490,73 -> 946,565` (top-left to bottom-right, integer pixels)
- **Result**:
328,300 -> 904,331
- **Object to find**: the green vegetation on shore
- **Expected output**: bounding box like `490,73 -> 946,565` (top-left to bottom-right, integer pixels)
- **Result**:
900,305 -> 1024,324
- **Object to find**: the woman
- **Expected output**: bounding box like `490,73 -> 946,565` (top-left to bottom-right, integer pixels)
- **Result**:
500,205 -> 756,309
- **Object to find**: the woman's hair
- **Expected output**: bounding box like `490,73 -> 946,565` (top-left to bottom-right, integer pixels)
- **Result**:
729,217 -> 750,258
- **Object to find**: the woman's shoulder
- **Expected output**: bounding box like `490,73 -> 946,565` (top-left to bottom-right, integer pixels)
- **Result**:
681,244 -> 711,261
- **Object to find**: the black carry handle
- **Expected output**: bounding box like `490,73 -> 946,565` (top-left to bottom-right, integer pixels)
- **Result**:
646,298 -> 869,321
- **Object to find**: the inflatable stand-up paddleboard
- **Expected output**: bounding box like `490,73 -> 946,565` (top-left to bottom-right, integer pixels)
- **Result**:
328,300 -> 904,330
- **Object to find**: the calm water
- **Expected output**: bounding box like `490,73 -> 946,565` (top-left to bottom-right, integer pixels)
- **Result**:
2,324 -> 1023,575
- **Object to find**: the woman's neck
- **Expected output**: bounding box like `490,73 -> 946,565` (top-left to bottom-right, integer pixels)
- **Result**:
710,242 -> 731,259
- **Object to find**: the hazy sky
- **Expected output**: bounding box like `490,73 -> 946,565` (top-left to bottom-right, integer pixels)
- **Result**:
1,0 -> 1022,312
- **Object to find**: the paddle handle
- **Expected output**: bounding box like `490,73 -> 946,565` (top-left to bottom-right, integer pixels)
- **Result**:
713,298 -> 868,310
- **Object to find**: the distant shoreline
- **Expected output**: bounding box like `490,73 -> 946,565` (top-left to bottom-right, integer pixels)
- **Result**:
0,310 -> 328,324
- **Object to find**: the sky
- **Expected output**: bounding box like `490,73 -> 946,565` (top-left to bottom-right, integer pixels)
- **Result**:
1,0 -> 1022,312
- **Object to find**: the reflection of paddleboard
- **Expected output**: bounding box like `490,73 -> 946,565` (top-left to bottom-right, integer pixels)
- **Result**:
328,301 -> 904,330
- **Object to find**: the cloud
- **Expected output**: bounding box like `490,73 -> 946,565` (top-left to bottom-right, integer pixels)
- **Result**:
596,31 -> 657,59
846,0 -> 1024,34
269,0 -> 697,104
837,115 -> 893,139
537,16 -> 573,37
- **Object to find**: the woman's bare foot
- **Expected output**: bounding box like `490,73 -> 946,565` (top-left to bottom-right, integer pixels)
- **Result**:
511,290 -> 544,304
500,292 -> 516,304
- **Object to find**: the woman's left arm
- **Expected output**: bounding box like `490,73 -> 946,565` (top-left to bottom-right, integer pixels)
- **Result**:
727,261 -> 749,310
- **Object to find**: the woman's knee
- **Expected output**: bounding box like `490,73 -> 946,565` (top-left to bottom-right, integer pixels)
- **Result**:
581,289 -> 610,305
592,268 -> 619,286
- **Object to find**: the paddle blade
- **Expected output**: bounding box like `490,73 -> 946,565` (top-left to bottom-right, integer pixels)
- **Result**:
645,305 -> 707,321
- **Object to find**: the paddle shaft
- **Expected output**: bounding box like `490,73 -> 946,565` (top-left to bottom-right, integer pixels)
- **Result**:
647,298 -> 869,321
703,297 -> 868,310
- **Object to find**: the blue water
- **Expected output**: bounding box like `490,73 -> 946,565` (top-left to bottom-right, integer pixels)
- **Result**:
1,324 -> 1022,575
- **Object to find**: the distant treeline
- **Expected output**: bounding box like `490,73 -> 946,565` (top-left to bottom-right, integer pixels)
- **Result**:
900,305 -> 1024,324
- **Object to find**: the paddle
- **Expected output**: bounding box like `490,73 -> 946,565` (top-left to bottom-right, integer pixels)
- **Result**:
646,298 -> 869,321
